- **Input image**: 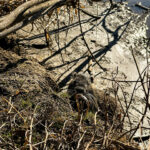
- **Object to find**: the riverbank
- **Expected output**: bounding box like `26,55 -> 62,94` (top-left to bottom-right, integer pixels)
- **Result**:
0,1 -> 149,149
15,0 -> 149,133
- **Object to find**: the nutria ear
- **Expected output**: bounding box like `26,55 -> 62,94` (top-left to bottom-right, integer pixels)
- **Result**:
71,72 -> 77,78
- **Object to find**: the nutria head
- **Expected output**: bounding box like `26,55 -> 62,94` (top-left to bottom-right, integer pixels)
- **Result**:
67,73 -> 98,112
68,73 -> 91,96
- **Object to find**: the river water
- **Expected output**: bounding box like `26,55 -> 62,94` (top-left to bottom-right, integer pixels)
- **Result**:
115,0 -> 150,37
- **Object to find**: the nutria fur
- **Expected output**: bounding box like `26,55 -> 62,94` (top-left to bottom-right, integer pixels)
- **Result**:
67,73 -> 122,123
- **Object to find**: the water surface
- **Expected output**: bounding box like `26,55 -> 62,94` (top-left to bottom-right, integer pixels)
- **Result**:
115,0 -> 150,37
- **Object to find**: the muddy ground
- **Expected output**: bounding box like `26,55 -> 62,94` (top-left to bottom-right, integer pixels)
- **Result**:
0,0 -> 150,149
16,0 -> 150,129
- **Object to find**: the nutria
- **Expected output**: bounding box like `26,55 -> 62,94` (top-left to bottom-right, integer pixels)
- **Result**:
67,73 -> 122,124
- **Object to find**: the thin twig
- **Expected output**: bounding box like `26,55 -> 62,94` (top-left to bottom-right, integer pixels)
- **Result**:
43,121 -> 48,150
77,130 -> 86,149
2,97 -> 26,124
29,115 -> 34,150
85,134 -> 95,150
77,1 -> 107,72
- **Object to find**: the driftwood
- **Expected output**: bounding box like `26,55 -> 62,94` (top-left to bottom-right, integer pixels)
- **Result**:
135,2 -> 150,11
0,0 -> 73,39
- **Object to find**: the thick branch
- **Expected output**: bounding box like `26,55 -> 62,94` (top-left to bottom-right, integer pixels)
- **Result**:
23,0 -> 62,18
0,13 -> 40,38
0,0 -> 69,38
0,0 -> 48,31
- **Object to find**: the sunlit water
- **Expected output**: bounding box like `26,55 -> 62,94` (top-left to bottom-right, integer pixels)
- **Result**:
115,0 -> 150,37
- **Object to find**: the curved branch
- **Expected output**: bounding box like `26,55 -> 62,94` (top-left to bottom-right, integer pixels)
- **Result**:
23,0 -> 63,18
0,0 -> 69,39
0,0 -> 47,31
0,13 -> 40,38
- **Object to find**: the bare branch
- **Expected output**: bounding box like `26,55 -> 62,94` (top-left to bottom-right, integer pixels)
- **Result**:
0,0 -> 71,38
0,0 -> 45,31
77,130 -> 86,149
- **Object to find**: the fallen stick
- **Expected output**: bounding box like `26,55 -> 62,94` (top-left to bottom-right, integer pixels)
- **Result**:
135,3 -> 150,11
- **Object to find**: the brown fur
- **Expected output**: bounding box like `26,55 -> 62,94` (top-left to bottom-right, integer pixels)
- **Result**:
67,73 -> 122,124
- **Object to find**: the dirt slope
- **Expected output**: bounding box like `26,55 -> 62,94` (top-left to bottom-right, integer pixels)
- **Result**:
0,0 -> 149,149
